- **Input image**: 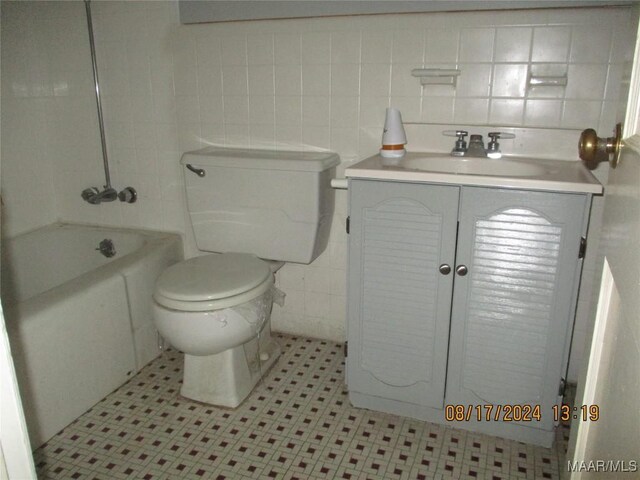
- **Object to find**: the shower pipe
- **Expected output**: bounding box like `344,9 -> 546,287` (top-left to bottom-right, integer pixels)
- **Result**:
81,0 -> 136,205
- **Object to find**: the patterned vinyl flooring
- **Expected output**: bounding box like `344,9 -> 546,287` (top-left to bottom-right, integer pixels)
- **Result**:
34,334 -> 569,479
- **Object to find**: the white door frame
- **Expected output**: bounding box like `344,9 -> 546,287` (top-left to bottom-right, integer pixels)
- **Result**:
568,10 -> 640,479
0,303 -> 36,478
569,260 -> 618,479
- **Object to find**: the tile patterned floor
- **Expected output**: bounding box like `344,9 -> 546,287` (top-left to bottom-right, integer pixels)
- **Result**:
34,334 -> 569,479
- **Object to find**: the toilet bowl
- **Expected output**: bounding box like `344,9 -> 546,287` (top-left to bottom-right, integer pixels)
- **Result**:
152,146 -> 339,408
153,253 -> 281,407
154,253 -> 274,355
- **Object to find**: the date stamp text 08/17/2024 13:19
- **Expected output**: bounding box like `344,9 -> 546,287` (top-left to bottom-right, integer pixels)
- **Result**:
444,404 -> 600,423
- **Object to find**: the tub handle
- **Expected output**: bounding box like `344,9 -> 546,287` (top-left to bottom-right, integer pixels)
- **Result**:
186,164 -> 205,177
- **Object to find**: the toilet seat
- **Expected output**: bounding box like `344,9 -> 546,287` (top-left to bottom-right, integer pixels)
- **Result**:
154,253 -> 273,312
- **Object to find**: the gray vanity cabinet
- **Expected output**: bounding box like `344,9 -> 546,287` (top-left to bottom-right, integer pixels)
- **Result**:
446,187 -> 588,434
347,179 -> 590,446
347,180 -> 459,409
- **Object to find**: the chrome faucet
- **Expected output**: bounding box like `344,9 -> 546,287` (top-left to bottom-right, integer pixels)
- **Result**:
486,132 -> 506,158
444,130 -> 515,158
81,186 -> 137,204
465,134 -> 487,157
81,186 -> 118,204
450,130 -> 468,156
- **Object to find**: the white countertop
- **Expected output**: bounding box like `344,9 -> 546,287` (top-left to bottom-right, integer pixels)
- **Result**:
345,152 -> 603,194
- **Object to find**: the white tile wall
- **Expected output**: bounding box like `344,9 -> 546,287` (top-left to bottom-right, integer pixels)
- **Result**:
1,1 -> 636,355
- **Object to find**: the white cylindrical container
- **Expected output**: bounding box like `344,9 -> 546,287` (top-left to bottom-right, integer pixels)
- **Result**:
380,107 -> 407,158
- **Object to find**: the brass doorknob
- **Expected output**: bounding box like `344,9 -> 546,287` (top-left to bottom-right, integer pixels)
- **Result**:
578,123 -> 622,169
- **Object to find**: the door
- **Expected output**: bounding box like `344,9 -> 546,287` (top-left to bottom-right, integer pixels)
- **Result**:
446,187 -> 588,432
568,15 -> 640,475
347,179 -> 458,408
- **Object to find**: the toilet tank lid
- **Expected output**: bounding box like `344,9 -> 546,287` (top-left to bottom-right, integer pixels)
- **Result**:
181,147 -> 340,172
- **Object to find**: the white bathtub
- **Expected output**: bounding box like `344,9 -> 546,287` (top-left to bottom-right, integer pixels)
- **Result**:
2,223 -> 182,449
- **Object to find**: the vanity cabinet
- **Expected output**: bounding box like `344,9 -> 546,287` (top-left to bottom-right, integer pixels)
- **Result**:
346,178 -> 590,446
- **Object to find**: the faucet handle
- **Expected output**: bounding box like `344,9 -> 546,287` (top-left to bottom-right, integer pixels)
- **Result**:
455,130 -> 468,139
487,132 -> 500,153
443,129 -> 468,139
486,132 -> 515,158
487,132 -> 515,145
443,130 -> 468,156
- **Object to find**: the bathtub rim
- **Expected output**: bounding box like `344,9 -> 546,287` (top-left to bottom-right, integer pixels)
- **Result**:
3,222 -> 183,319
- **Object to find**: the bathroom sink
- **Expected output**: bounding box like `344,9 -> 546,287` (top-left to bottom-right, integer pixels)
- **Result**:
345,152 -> 603,194
401,156 -> 548,177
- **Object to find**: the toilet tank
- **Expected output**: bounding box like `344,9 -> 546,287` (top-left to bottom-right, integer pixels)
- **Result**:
181,147 -> 340,264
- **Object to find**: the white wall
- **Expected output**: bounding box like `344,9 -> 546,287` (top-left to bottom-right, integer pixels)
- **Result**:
1,2 -> 69,236
1,2 -> 635,346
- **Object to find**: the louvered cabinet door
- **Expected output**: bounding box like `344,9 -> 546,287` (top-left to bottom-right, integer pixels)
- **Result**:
347,180 -> 459,408
446,187 -> 588,431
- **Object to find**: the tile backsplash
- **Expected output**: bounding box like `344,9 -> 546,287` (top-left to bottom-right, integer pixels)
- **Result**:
1,2 -> 636,361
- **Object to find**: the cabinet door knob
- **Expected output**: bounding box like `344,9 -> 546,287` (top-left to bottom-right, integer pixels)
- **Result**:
439,264 -> 451,275
456,265 -> 468,276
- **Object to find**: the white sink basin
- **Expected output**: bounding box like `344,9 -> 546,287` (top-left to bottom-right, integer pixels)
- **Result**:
401,156 -> 549,177
345,152 -> 603,194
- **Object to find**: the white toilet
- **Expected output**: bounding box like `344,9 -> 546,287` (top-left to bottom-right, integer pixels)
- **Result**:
153,147 -> 339,407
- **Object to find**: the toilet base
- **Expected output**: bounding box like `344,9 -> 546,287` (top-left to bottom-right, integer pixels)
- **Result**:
180,330 -> 281,408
